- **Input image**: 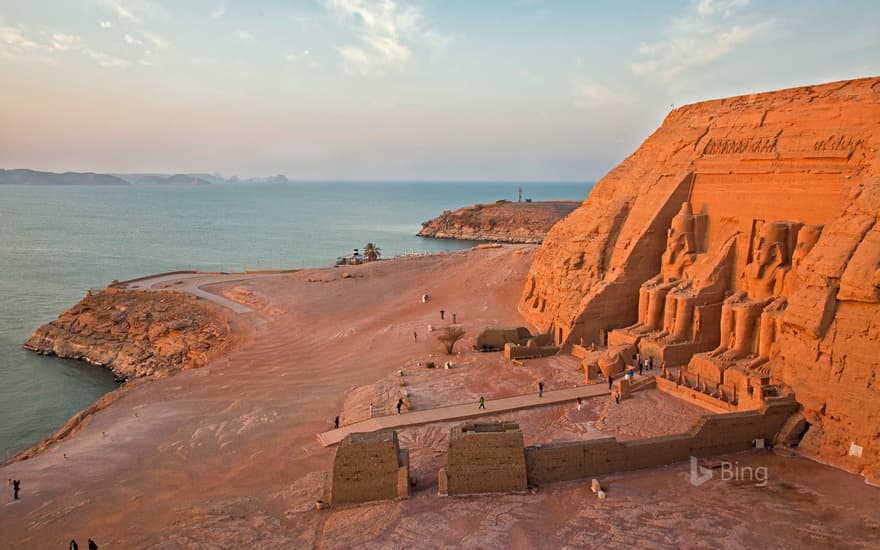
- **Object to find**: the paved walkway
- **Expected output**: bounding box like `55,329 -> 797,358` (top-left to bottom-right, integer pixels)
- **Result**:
317,383 -> 611,447
124,272 -> 286,314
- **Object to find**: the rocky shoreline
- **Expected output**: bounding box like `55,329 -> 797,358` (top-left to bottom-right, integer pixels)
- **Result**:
24,287 -> 232,381
417,200 -> 579,243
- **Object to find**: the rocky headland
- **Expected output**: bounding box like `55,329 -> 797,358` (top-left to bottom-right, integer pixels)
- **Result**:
417,200 -> 579,243
24,287 -> 232,380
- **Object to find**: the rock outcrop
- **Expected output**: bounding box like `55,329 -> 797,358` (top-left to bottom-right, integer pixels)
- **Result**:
519,77 -> 880,482
24,288 -> 231,380
418,201 -> 579,243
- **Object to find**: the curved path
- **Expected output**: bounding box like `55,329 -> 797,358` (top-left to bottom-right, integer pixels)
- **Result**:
318,383 -> 611,446
123,271 -> 293,314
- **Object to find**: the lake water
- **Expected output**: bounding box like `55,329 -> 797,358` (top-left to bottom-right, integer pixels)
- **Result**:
0,181 -> 590,459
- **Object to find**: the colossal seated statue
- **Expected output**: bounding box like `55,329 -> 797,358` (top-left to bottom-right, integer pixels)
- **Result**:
653,236 -> 735,346
683,222 -> 823,405
609,201 -> 736,365
745,224 -> 822,371
624,202 -> 697,334
708,221 -> 793,361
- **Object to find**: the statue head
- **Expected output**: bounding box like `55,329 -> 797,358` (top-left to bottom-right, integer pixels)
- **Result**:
791,224 -> 823,268
662,202 -> 696,278
748,221 -> 790,299
752,221 -> 788,267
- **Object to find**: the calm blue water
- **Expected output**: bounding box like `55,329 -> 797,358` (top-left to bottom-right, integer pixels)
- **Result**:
0,182 -> 589,459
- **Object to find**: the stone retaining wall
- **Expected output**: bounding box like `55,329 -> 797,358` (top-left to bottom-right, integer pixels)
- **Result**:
524,400 -> 797,485
439,422 -> 528,496
331,431 -> 409,504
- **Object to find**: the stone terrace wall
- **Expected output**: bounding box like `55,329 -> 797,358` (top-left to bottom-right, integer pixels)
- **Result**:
439,422 -> 528,496
331,431 -> 409,504
525,401 -> 797,486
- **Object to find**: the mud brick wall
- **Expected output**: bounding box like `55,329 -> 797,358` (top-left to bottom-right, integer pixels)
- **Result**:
525,400 -> 797,485
441,422 -> 528,495
331,431 -> 409,504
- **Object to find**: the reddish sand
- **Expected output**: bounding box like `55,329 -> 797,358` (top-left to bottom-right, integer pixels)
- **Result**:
1,245 -> 878,548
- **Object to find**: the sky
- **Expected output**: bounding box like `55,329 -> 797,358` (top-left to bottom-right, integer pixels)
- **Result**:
1,0 -> 878,181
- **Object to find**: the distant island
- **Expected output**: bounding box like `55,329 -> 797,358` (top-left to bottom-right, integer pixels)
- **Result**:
418,200 -> 580,243
0,168 -> 294,186
0,169 -> 129,186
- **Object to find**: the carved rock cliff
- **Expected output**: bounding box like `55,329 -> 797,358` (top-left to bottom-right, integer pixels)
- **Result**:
519,77 -> 880,482
418,201 -> 579,243
24,288 -> 232,380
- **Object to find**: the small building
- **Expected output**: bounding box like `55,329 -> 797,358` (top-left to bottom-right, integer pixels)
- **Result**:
331,431 -> 410,505
476,326 -> 532,351
438,422 -> 528,496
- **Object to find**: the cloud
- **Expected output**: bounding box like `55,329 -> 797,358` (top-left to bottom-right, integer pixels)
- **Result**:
629,0 -> 772,80
142,30 -> 170,49
82,47 -> 131,67
124,33 -> 142,45
286,49 -> 320,69
94,0 -> 169,25
50,32 -> 81,51
0,23 -> 131,67
0,24 -> 53,63
211,6 -> 226,19
324,0 -> 451,76
573,82 -> 633,111
99,20 -> 113,29
234,30 -> 256,44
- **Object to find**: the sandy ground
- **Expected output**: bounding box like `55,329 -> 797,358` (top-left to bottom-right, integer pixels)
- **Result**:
1,245 -> 878,548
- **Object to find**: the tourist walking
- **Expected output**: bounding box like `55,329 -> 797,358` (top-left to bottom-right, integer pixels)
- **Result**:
396,399 -> 403,414
413,331 -> 418,342
577,397 -> 583,411
639,361 -> 643,375
614,392 -> 620,404
440,309 -> 445,320
69,540 -> 79,550
88,539 -> 98,550
334,416 -> 340,429
538,381 -> 545,397
369,402 -> 374,417
452,313 -> 457,323
608,376 -> 613,390
12,479 -> 20,500
479,396 -> 486,410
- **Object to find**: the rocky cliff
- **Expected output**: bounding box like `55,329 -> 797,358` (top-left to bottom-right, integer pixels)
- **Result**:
519,77 -> 880,482
24,288 -> 231,380
418,201 -> 579,243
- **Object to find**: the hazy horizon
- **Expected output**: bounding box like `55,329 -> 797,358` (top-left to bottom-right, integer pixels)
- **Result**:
2,0 -> 878,180
1,167 -> 593,184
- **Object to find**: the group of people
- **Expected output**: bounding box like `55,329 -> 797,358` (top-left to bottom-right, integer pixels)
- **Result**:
69,539 -> 98,550
634,353 -> 655,375
606,352 -> 661,403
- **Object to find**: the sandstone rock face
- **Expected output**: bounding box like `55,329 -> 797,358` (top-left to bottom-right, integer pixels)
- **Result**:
24,288 -> 231,380
418,201 -> 579,243
519,77 -> 880,482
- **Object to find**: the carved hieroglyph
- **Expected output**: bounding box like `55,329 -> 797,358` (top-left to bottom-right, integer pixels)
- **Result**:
520,77 -> 880,482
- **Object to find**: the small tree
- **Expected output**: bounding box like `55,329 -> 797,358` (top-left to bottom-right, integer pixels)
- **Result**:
437,326 -> 466,355
364,242 -> 382,262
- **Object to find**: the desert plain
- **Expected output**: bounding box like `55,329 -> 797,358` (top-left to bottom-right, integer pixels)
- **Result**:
1,245 -> 878,548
